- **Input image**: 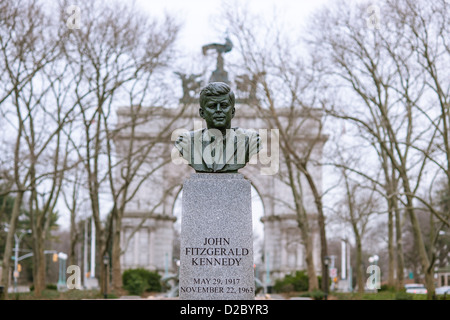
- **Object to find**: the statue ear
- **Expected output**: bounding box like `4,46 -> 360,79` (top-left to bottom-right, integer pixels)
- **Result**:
199,108 -> 205,119
231,107 -> 235,118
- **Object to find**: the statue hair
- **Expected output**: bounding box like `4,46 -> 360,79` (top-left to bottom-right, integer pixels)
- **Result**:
199,82 -> 235,108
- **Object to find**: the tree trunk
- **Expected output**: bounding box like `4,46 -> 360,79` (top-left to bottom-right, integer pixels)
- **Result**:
302,169 -> 328,295
425,268 -> 435,300
95,226 -> 107,297
317,210 -> 329,295
394,201 -> 405,290
69,210 -> 77,266
0,191 -> 23,300
32,232 -> 46,298
382,148 -> 396,288
112,216 -> 123,291
297,221 -> 318,291
305,241 -> 319,291
387,202 -> 395,287
285,157 -> 319,291
355,235 -> 364,294
405,194 -> 434,298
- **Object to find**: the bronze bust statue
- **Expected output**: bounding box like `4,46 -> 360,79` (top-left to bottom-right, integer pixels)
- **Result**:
174,82 -> 261,173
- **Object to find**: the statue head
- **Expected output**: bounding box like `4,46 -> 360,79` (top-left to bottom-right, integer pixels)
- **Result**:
199,82 -> 235,132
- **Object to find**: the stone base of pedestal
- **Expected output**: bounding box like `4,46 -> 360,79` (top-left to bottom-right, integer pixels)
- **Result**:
179,173 -> 254,300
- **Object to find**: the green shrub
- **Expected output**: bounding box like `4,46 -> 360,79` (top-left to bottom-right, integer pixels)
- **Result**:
274,283 -> 294,293
145,271 -> 162,292
395,292 -> 413,300
45,283 -> 57,290
379,284 -> 396,292
274,271 -> 309,293
122,268 -> 162,295
309,290 -> 325,300
297,290 -> 325,300
123,273 -> 146,295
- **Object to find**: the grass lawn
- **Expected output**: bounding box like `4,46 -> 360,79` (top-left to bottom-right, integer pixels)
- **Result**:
284,290 -> 440,300
330,291 -> 429,300
6,289 -> 119,300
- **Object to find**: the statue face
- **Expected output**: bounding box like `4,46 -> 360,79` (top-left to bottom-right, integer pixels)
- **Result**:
199,94 -> 235,130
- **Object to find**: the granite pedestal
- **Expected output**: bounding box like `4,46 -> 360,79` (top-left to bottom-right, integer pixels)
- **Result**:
179,173 -> 254,300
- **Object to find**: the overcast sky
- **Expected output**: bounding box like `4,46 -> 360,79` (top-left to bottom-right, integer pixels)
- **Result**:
55,0 -> 333,231
135,0 -> 331,56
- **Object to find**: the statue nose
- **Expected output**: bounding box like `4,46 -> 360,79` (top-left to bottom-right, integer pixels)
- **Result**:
216,103 -> 221,112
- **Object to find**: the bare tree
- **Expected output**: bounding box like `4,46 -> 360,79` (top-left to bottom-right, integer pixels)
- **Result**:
61,159 -> 85,267
385,0 -> 450,278
309,0 -> 449,297
0,0 -> 72,298
221,5 -> 332,291
58,0 -> 181,293
337,155 -> 380,293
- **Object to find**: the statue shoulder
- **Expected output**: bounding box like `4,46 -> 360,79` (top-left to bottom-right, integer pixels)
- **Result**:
233,127 -> 260,138
176,129 -> 204,140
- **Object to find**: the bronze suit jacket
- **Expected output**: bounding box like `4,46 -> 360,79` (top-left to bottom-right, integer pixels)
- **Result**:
174,127 -> 261,172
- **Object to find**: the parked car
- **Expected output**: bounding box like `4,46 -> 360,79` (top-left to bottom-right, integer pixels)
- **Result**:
404,283 -> 427,294
435,286 -> 450,295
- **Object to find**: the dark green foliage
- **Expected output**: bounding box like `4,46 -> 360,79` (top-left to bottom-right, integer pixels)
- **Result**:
0,189 -> 59,262
395,292 -> 413,300
122,268 -> 162,295
45,283 -> 57,290
299,290 -> 326,300
309,289 -> 326,300
379,284 -> 396,292
123,273 -> 146,295
274,270 -> 309,292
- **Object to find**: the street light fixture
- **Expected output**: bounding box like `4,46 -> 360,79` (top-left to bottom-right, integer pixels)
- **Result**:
373,255 -> 379,264
324,256 -> 331,300
369,255 -> 379,265
103,254 -> 109,299
57,252 -> 68,292
13,229 -> 31,293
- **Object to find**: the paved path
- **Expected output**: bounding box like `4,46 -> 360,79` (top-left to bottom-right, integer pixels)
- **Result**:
7,286 -> 30,293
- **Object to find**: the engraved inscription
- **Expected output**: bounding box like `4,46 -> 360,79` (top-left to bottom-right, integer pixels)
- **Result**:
203,237 -> 230,245
180,278 -> 253,295
180,237 -> 253,296
185,238 -> 250,267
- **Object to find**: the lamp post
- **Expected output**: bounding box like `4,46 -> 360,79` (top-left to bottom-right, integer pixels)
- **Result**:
103,254 -> 109,299
324,256 -> 331,300
57,252 -> 68,291
13,229 -> 31,293
265,252 -> 271,294
165,252 -> 169,278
